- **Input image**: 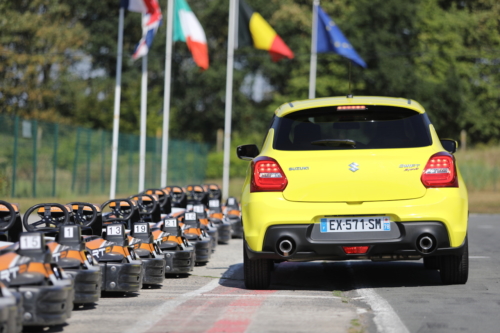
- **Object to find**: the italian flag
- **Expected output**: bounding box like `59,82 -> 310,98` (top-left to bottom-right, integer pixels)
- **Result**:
173,0 -> 209,70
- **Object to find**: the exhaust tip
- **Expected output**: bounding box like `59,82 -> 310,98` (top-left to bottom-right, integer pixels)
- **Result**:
277,238 -> 294,257
416,234 -> 436,254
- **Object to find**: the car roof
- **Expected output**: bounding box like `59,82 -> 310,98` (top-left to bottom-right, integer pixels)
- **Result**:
275,96 -> 426,118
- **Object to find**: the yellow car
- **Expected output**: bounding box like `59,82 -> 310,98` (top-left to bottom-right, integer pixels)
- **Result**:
237,96 -> 468,289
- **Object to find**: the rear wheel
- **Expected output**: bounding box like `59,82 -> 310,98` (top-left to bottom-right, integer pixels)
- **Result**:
423,256 -> 440,269
243,241 -> 273,290
439,237 -> 468,285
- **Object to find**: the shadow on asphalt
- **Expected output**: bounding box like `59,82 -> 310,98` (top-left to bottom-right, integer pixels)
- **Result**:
219,260 -> 443,291
100,291 -> 140,298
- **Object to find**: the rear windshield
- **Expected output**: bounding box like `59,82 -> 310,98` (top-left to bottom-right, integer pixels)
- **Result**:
273,105 -> 432,150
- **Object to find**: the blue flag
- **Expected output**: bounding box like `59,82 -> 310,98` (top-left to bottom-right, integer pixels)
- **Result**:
315,5 -> 367,68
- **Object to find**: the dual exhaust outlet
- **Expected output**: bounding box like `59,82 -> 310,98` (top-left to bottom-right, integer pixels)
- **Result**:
276,234 -> 437,257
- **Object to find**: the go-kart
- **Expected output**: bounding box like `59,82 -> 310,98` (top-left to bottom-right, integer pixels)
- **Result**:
181,212 -> 212,265
73,200 -> 143,293
129,194 -> 195,275
102,198 -> 165,286
224,197 -> 243,238
206,199 -> 232,244
0,230 -> 74,328
23,203 -> 102,305
192,204 -> 222,249
152,217 -> 196,275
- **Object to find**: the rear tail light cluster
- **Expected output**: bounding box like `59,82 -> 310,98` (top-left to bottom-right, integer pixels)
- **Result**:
421,152 -> 458,187
250,157 -> 288,192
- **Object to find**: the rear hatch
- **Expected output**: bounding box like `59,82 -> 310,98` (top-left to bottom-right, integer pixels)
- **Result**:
271,104 -> 434,202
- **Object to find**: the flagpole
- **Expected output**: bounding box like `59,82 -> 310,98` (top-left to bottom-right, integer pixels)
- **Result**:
308,0 -> 319,99
161,0 -> 174,188
110,7 -> 125,199
222,0 -> 236,200
139,53 -> 148,192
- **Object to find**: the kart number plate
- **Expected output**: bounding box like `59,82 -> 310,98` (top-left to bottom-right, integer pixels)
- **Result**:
63,227 -> 74,238
209,200 -> 220,208
228,198 -> 235,205
320,216 -> 391,233
193,205 -> 205,213
164,219 -> 177,227
107,225 -> 122,236
20,235 -> 42,249
185,212 -> 197,221
134,225 -> 147,234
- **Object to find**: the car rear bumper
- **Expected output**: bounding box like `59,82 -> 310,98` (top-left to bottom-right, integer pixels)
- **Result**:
242,188 -> 468,252
245,222 -> 466,261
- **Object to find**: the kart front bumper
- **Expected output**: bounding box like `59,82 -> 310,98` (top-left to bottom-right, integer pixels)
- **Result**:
164,248 -> 195,275
64,268 -> 102,304
141,258 -> 166,285
14,282 -> 74,327
100,261 -> 143,292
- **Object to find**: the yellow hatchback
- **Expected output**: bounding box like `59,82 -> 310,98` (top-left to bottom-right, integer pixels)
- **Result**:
237,96 -> 468,289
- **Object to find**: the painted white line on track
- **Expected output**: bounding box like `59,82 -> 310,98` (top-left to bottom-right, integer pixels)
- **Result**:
346,262 -> 410,333
125,265 -> 239,333
470,256 -> 490,259
198,294 -> 342,300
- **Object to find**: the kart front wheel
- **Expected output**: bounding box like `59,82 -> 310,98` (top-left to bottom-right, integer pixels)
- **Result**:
440,237 -> 468,285
243,241 -> 273,290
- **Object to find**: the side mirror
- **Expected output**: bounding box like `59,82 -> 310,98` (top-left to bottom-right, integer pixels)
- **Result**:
440,139 -> 458,154
236,144 -> 260,161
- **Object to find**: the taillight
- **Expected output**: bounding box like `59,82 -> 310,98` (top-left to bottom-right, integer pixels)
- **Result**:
421,152 -> 458,188
250,157 -> 288,192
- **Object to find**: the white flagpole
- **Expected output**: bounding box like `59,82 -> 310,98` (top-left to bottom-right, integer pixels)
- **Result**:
161,0 -> 174,188
110,7 -> 125,199
139,53 -> 148,192
222,0 -> 236,200
308,0 -> 319,99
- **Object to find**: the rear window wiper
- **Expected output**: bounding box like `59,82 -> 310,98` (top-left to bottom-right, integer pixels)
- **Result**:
310,139 -> 356,147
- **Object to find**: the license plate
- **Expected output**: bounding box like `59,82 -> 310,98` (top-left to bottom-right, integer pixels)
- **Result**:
320,216 -> 391,233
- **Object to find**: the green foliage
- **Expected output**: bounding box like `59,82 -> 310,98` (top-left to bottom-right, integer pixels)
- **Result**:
1,0 -> 499,145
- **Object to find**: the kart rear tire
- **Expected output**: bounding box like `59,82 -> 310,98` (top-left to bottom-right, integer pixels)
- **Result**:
423,256 -> 440,270
440,237 -> 468,285
243,241 -> 272,290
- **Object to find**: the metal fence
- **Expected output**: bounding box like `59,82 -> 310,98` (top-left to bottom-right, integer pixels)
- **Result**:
0,114 -> 210,198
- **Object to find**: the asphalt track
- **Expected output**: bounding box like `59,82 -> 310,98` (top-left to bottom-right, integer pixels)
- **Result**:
52,214 -> 498,333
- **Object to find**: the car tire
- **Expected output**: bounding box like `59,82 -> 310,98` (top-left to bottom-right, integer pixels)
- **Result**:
423,256 -> 440,269
439,236 -> 469,285
243,241 -> 273,290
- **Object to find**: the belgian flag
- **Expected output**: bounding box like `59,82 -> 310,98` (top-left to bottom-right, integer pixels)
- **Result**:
238,0 -> 294,62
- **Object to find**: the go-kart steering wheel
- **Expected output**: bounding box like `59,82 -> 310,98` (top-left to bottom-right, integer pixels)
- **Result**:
100,199 -> 135,222
68,202 -> 98,226
23,203 -> 70,232
143,189 -> 168,207
0,200 -> 17,232
130,194 -> 158,216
